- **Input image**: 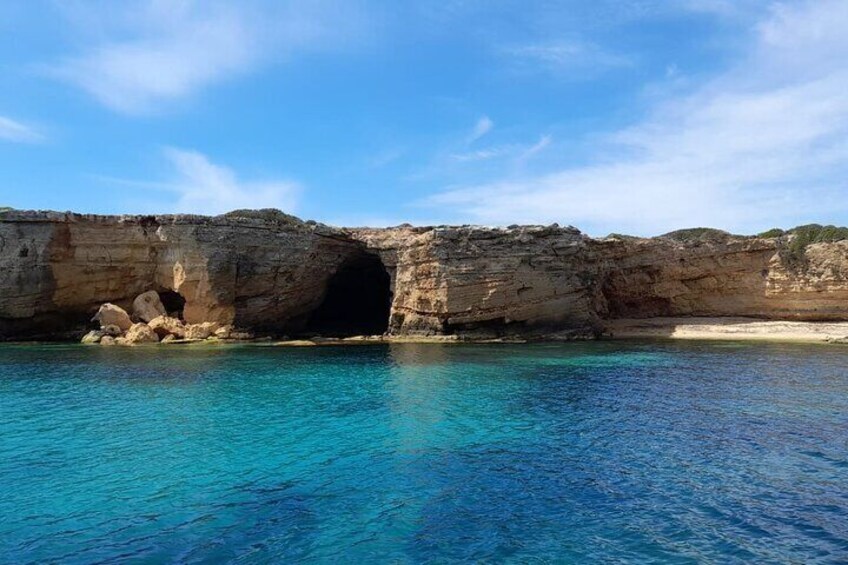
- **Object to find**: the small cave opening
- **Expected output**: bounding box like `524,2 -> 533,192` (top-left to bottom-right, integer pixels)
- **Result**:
158,290 -> 187,320
304,253 -> 392,337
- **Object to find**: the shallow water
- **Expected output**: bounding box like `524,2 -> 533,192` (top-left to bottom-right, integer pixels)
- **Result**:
1,341 -> 847,563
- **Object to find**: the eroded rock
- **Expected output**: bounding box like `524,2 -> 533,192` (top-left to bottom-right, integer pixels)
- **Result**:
81,330 -> 103,344
122,323 -> 159,344
92,303 -> 132,332
6,209 -> 848,342
148,315 -> 185,339
184,322 -> 220,340
133,290 -> 167,323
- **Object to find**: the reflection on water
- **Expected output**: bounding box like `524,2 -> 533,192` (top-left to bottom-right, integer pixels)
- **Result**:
1,341 -> 848,562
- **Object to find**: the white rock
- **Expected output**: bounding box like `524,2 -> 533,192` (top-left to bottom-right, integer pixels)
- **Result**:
148,315 -> 186,339
122,323 -> 160,345
184,322 -> 220,340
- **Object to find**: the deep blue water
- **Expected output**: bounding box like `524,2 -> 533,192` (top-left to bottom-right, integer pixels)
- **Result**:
1,341 -> 848,563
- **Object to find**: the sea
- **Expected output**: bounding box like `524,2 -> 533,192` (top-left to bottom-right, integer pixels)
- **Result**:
1,340 -> 847,563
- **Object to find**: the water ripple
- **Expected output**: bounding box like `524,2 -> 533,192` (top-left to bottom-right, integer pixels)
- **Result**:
1,341 -> 847,562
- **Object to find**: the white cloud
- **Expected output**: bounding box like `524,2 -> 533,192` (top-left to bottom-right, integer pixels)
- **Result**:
0,115 -> 42,143
450,147 -> 510,163
467,116 -> 494,144
47,0 -> 366,114
504,41 -> 631,76
424,0 -> 848,236
162,148 -> 300,215
518,135 -> 551,161
450,135 -> 551,163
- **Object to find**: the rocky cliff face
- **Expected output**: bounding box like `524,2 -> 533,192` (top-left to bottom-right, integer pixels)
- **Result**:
350,225 -> 600,337
0,210 -> 363,339
3,209 -> 848,340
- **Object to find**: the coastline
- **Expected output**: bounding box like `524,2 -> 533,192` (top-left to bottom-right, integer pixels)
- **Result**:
274,318 -> 848,345
603,317 -> 848,343
5,318 -> 848,346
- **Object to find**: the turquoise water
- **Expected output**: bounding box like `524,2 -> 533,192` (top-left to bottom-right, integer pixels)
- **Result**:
2,341 -> 848,563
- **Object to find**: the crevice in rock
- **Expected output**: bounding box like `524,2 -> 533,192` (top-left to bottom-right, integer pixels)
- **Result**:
303,251 -> 392,337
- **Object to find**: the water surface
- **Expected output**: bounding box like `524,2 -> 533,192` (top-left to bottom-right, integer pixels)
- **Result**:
2,341 -> 847,562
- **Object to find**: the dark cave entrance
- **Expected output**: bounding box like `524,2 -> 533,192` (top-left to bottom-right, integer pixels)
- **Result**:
305,253 -> 392,337
158,290 -> 187,320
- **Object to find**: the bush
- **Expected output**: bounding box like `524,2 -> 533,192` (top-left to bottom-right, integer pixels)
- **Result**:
660,227 -> 736,243
757,228 -> 785,238
222,208 -> 304,226
778,224 -> 848,269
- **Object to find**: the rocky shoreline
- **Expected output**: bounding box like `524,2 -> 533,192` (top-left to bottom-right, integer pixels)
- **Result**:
80,291 -> 254,346
3,209 -> 848,344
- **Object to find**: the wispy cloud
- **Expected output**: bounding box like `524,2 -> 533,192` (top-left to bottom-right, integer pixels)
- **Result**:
103,148 -> 300,215
466,116 -> 493,144
424,0 -> 848,236
450,135 -> 552,164
518,135 -> 551,162
504,41 -> 631,77
368,147 -> 406,169
0,115 -> 42,143
46,1 -> 367,114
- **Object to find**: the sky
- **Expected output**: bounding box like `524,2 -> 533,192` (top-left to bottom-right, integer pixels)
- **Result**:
1,0 -> 847,236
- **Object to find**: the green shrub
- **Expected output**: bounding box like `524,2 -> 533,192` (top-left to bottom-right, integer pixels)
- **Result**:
757,228 -> 785,238
660,227 -> 736,243
778,224 -> 848,269
222,208 -> 303,226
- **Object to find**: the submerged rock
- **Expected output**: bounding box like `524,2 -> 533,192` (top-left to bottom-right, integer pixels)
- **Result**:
92,303 -> 132,332
81,330 -> 103,344
133,291 -> 167,323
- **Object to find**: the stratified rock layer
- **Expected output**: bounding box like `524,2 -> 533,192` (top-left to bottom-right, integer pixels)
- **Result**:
0,210 -> 361,339
3,209 -> 848,340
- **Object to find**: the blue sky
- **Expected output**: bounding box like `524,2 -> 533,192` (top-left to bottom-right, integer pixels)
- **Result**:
1,0 -> 847,235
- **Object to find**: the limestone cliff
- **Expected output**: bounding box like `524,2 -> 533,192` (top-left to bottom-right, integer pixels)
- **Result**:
0,210 -> 362,339
3,209 -> 848,340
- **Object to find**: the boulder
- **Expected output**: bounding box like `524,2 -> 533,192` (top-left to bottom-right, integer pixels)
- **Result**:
184,322 -> 220,340
148,315 -> 186,339
92,303 -> 132,332
102,324 -> 123,337
100,336 -> 117,346
133,290 -> 167,323
81,330 -> 103,344
122,323 -> 160,345
214,325 -> 234,339
161,334 -> 178,344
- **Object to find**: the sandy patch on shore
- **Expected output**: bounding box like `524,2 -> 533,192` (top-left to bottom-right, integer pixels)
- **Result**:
604,317 -> 848,343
